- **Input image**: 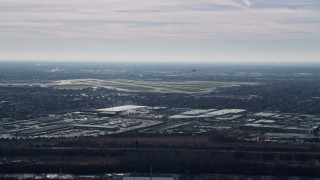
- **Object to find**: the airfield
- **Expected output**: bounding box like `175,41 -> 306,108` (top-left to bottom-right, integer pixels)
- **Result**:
50,79 -> 257,93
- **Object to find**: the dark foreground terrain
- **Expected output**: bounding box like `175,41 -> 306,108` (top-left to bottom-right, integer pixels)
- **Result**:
1,135 -> 320,177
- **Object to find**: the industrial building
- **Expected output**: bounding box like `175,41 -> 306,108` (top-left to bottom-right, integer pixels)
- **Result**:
96,105 -> 148,114
169,109 -> 246,121
1,105 -> 320,142
18,123 -> 73,137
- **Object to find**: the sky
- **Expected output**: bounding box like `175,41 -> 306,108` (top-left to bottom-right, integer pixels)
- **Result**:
0,0 -> 320,63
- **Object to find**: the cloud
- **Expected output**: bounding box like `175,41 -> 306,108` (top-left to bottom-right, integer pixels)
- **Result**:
243,0 -> 252,7
1,5 -> 319,40
0,0 -> 320,62
0,0 -> 319,40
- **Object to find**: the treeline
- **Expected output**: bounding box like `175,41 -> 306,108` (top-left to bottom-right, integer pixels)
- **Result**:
2,146 -> 320,176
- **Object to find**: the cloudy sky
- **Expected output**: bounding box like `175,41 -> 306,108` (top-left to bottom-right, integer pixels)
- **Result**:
0,0 -> 320,63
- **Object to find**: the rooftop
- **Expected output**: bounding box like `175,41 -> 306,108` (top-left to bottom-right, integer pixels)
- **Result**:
205,109 -> 246,116
254,112 -> 278,117
96,105 -> 148,112
180,109 -> 216,116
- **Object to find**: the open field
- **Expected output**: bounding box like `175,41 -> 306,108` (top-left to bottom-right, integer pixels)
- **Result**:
50,79 -> 257,93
